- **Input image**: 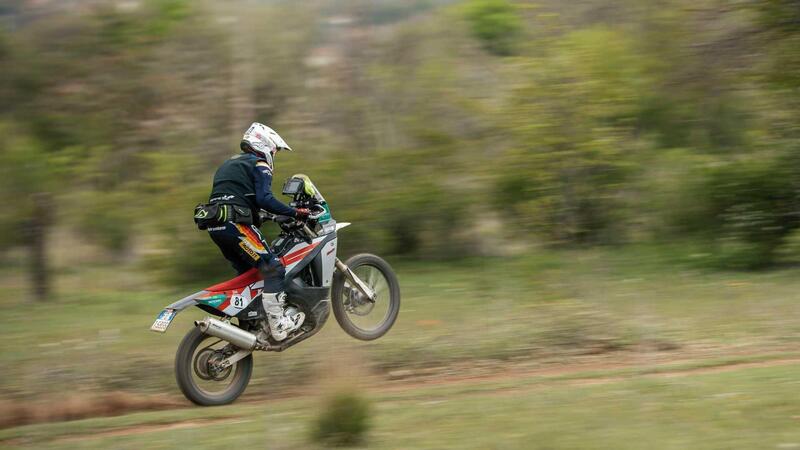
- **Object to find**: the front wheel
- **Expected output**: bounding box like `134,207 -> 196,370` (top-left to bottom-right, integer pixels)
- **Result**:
332,254 -> 400,341
175,326 -> 253,406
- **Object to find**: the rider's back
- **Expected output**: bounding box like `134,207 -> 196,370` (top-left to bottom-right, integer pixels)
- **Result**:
209,153 -> 258,211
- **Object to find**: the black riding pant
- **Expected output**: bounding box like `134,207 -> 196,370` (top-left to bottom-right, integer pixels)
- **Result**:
208,221 -> 285,293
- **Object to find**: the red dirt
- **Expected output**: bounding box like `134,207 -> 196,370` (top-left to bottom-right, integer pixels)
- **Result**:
0,391 -> 186,430
1,417 -> 247,447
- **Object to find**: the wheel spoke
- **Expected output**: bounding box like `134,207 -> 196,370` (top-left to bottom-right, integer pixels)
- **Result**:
341,264 -> 393,331
367,267 -> 378,289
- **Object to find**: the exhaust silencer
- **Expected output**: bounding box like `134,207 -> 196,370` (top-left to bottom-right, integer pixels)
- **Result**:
195,317 -> 257,350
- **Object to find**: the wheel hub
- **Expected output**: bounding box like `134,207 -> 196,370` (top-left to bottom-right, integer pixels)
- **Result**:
345,287 -> 375,316
193,348 -> 232,381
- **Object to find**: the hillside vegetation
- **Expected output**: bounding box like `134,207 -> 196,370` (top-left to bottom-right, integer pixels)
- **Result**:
2,0 -> 800,293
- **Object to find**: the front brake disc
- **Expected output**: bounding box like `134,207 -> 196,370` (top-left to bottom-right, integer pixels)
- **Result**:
347,287 -> 375,316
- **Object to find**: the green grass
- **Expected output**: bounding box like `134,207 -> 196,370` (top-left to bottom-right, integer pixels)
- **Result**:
1,248 -> 800,401
2,362 -> 799,449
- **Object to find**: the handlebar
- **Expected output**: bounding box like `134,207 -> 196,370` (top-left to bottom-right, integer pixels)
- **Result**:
258,211 -> 302,226
258,210 -> 279,223
258,204 -> 325,224
258,210 -> 316,244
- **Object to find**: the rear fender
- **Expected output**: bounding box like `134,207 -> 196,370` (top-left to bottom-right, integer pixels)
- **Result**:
151,290 -> 213,333
165,290 -> 209,312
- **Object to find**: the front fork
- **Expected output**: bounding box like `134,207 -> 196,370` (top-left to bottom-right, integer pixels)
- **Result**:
335,258 -> 376,302
301,223 -> 376,302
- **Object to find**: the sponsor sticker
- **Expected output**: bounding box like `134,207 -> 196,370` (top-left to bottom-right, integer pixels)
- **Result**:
197,294 -> 226,308
239,241 -> 260,261
209,194 -> 235,203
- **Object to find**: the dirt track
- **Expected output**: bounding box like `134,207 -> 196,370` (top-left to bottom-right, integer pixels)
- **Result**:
379,355 -> 800,391
46,417 -> 252,446
3,348 -> 798,446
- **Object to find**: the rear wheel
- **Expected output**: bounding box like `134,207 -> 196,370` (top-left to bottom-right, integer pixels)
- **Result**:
332,254 -> 400,340
175,326 -> 253,406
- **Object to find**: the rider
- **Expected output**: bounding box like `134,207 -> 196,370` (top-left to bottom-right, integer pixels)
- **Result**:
205,122 -> 309,338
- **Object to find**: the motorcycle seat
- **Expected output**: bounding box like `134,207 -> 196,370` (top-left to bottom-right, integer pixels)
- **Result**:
205,268 -> 261,292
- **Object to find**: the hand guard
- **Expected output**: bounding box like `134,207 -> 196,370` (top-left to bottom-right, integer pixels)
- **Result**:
294,208 -> 310,220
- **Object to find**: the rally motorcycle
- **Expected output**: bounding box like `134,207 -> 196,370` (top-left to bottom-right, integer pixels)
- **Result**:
150,174 -> 400,406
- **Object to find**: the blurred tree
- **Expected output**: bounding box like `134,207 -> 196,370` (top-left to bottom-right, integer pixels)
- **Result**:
0,126 -> 55,300
463,0 -> 522,56
498,28 -> 649,244
754,0 -> 800,89
2,0 -> 800,273
27,193 -> 52,301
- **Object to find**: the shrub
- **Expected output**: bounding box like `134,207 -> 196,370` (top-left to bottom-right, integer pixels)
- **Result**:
496,28 -> 649,245
776,222 -> 800,265
311,391 -> 371,447
75,191 -> 137,255
463,0 -> 522,56
673,157 -> 800,269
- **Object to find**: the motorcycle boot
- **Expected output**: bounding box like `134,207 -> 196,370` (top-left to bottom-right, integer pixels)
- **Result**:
261,292 -> 305,341
257,256 -> 304,341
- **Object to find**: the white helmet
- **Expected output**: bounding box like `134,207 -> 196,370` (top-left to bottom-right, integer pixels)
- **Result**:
240,122 -> 292,160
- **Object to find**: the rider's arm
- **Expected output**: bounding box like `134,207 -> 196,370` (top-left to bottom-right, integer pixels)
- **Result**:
253,161 -> 297,217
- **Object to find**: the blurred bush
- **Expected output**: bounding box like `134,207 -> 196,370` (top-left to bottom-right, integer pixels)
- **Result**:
674,156 -> 800,269
146,228 -> 232,286
311,391 -> 371,447
463,0 -> 522,56
776,228 -> 800,265
73,191 -> 138,256
497,27 -> 647,245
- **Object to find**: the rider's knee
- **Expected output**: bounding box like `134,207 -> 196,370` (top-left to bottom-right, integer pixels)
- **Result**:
258,258 -> 285,280
271,260 -> 286,279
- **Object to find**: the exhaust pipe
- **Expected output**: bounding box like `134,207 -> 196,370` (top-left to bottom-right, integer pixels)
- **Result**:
195,317 -> 257,350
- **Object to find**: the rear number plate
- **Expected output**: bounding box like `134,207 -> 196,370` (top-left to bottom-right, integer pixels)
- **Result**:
150,309 -> 176,333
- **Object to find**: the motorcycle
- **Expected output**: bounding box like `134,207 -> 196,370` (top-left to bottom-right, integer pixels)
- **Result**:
150,174 -> 401,406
